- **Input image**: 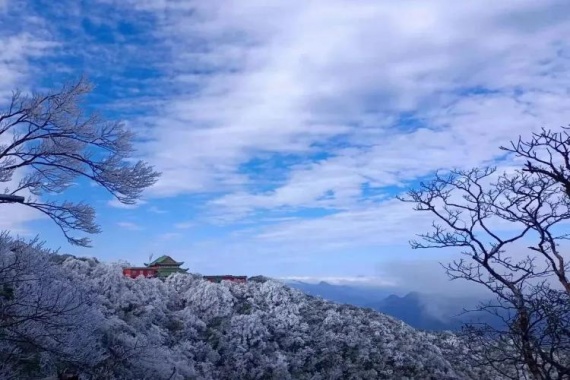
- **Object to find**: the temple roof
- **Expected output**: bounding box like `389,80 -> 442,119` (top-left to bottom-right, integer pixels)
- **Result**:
145,255 -> 184,267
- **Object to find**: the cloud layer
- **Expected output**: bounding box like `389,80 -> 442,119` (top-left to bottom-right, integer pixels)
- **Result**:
129,0 -> 570,254
1,0 -> 570,290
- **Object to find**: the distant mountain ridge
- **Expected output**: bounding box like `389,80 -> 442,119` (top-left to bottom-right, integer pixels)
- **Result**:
284,280 -> 405,307
367,291 -> 465,331
285,280 -> 502,331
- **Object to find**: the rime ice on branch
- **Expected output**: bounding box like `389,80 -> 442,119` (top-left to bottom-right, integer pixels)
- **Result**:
0,78 -> 160,246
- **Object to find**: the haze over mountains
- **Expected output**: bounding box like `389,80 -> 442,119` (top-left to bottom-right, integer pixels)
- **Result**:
285,280 -> 502,331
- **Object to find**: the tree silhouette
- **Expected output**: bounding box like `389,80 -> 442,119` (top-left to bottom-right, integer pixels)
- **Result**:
400,128 -> 570,379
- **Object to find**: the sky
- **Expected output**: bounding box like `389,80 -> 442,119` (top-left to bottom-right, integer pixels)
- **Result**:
1,0 -> 570,294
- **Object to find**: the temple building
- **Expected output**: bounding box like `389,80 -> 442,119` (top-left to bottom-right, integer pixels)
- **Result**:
122,255 -> 246,283
144,255 -> 189,278
122,266 -> 157,279
122,255 -> 188,279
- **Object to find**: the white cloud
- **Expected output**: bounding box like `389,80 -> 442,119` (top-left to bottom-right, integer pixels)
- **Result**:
107,198 -> 147,209
147,206 -> 167,214
116,221 -> 143,231
0,29 -> 56,99
119,0 -> 570,210
99,0 -> 570,264
247,199 -> 434,252
158,232 -> 182,240
0,7 -> 57,233
279,276 -> 397,287
375,258 -> 492,298
0,132 -> 48,233
174,222 -> 194,229
374,238 -> 570,298
0,203 -> 44,235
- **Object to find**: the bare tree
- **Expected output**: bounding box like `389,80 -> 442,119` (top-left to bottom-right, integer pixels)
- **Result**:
503,127 -> 570,200
399,128 -> 570,380
0,78 -> 160,246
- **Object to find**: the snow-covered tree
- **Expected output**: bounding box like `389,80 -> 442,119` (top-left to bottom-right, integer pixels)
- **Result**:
0,234 -> 103,379
2,239 -> 526,379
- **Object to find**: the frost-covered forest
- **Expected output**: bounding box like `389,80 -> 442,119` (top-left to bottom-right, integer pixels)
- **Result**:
1,234 -> 523,380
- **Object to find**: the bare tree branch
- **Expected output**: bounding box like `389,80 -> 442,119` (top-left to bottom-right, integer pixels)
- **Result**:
400,128 -> 570,379
0,78 -> 160,246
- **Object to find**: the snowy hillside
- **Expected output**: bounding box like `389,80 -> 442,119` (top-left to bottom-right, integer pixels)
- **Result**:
1,238 -> 515,379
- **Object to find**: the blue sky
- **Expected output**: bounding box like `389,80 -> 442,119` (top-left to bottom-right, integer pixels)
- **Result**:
1,0 -> 570,294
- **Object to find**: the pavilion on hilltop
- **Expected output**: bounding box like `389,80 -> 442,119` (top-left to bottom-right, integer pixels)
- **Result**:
144,255 -> 189,278
122,255 -> 188,279
122,254 -> 246,283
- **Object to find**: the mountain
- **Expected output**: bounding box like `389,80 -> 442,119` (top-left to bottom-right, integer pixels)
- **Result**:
369,292 -> 463,331
286,281 -> 503,332
284,280 -> 405,307
371,292 -> 507,331
2,237 -> 519,379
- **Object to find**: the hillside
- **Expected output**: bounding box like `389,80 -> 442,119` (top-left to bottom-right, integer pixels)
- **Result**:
1,238 -> 514,379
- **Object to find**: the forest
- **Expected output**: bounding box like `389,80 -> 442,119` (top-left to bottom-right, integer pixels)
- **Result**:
0,237 -> 520,379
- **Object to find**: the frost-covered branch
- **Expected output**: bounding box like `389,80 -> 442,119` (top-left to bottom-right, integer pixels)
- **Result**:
0,78 -> 160,246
